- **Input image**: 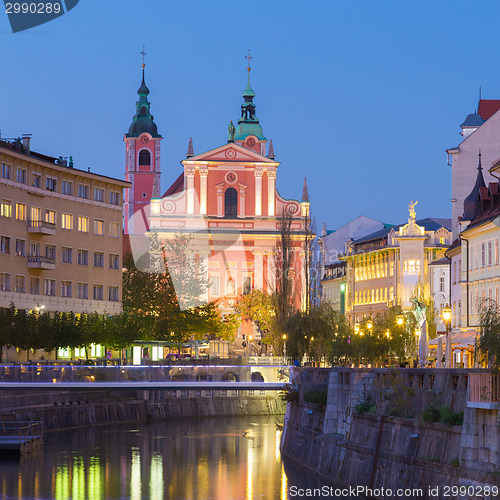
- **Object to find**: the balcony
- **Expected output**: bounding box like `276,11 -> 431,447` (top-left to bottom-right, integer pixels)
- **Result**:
27,255 -> 55,270
467,373 -> 500,409
27,220 -> 55,235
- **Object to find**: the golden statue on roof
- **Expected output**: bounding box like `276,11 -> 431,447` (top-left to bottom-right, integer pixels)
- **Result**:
409,200 -> 418,220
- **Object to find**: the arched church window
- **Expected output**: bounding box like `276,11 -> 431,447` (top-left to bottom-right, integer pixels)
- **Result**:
224,187 -> 237,218
139,149 -> 151,166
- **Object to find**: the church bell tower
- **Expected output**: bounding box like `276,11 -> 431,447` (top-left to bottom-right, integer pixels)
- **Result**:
124,53 -> 162,234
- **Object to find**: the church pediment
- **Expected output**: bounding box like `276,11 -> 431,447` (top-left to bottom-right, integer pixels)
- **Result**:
184,143 -> 277,164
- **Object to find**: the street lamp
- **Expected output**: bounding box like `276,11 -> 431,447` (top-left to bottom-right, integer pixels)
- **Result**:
282,334 -> 287,363
366,320 -> 373,330
354,322 -> 360,334
442,304 -> 452,367
248,335 -> 253,356
396,314 -> 404,326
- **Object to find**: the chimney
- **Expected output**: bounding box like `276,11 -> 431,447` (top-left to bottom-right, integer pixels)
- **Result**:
22,134 -> 31,153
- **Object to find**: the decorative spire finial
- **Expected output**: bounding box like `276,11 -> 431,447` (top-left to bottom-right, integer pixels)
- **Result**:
302,177 -> 309,203
246,49 -> 252,75
186,137 -> 194,158
478,149 -> 482,170
141,45 -> 147,69
267,139 -> 275,159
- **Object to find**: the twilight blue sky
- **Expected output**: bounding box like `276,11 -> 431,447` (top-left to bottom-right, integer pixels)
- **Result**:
2,1 -> 500,233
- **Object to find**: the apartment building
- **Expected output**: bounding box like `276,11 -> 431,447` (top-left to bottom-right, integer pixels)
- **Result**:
0,137 -> 130,315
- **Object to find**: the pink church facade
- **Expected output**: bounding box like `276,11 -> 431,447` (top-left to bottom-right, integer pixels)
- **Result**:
125,67 -> 309,339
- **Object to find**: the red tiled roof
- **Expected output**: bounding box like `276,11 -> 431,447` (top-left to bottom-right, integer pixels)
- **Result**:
162,172 -> 184,198
478,99 -> 500,121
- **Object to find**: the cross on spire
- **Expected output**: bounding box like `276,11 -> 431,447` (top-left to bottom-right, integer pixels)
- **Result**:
141,45 -> 147,69
245,49 -> 252,73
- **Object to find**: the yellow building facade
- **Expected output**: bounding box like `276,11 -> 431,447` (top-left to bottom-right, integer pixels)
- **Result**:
0,138 -> 129,316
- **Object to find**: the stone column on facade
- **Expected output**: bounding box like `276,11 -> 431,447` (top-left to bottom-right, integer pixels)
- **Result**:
254,250 -> 264,290
238,183 -> 247,218
267,170 -> 276,217
266,250 -> 275,291
254,169 -> 263,216
186,167 -> 196,215
199,168 -> 208,215
215,182 -> 224,217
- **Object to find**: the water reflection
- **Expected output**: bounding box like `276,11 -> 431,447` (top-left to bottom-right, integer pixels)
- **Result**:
0,417 -> 360,499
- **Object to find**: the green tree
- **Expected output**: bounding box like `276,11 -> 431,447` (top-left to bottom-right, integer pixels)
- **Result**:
476,299 -> 500,371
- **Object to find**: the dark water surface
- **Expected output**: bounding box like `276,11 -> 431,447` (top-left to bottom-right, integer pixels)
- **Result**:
0,416 -> 359,499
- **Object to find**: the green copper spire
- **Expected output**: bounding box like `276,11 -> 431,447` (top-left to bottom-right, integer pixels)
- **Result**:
126,63 -> 161,138
234,53 -> 266,141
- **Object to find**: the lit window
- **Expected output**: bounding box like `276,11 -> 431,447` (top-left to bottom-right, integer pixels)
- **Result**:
403,260 -> 420,273
45,210 -> 56,224
30,206 -> 40,224
1,199 -> 12,218
94,219 -> 104,235
61,213 -> 73,230
78,216 -> 89,232
15,203 -> 26,221
95,188 -> 104,202
16,168 -> 26,184
439,236 -> 445,245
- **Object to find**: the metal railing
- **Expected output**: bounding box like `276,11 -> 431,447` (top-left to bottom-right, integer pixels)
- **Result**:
27,219 -> 56,230
27,255 -> 55,265
0,421 -> 44,443
0,365 -> 289,384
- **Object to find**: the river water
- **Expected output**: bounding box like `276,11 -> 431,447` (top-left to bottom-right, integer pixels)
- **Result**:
0,416 -> 360,499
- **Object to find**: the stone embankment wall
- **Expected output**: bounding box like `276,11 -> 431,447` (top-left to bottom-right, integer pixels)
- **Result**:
281,368 -> 499,499
0,389 -> 285,431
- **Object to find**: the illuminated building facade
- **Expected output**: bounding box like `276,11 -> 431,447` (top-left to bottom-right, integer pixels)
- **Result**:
343,206 -> 451,323
126,65 -> 309,340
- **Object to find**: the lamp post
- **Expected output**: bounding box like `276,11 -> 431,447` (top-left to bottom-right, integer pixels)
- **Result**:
282,334 -> 287,364
442,304 -> 452,367
248,335 -> 253,357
